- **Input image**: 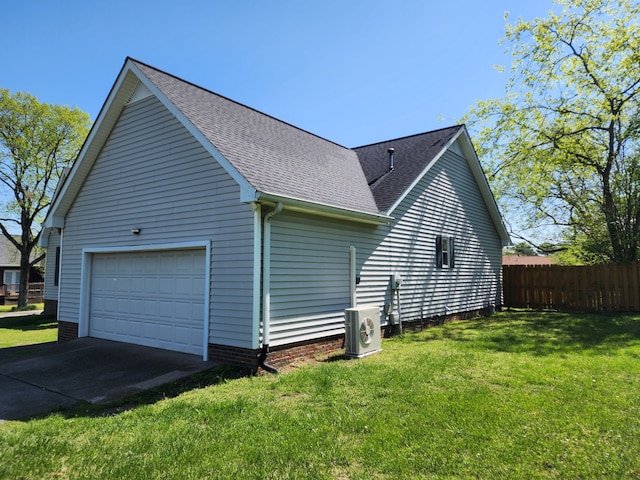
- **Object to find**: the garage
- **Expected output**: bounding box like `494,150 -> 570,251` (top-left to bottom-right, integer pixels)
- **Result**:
88,248 -> 207,356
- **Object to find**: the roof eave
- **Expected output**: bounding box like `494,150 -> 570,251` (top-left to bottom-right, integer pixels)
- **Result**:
41,58 -> 258,230
250,191 -> 393,225
42,59 -> 140,227
456,126 -> 511,245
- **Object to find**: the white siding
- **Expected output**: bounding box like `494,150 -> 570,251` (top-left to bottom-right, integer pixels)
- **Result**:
270,214 -> 374,345
58,95 -> 255,348
361,148 -> 503,321
269,146 -> 502,346
43,229 -> 61,301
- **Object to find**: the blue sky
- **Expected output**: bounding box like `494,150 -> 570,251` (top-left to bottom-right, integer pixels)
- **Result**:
2,0 -> 555,148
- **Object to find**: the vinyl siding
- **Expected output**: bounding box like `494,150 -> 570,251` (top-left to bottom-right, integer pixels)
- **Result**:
269,144 -> 502,346
270,214 -> 376,346
58,95 -> 255,348
43,229 -> 61,301
361,147 -> 503,321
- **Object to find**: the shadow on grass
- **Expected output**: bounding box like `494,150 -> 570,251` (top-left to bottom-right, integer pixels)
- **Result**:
38,365 -> 253,421
0,314 -> 57,331
410,310 -> 640,356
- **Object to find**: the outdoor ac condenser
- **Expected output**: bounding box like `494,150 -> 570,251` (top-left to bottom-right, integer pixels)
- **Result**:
344,305 -> 382,358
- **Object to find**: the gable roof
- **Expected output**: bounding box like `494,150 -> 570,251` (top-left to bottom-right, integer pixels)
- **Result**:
355,126 -> 510,244
0,237 -> 20,266
503,255 -> 555,266
133,61 -> 380,217
41,58 -> 509,243
354,126 -> 463,212
0,236 -> 42,266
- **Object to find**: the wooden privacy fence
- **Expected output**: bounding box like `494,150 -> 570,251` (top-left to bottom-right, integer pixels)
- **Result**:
503,262 -> 640,312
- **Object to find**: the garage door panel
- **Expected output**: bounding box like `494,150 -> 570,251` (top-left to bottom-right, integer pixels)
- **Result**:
89,249 -> 206,355
117,277 -> 131,292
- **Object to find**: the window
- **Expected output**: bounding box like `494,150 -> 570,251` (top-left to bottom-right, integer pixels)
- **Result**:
436,235 -> 455,268
3,270 -> 19,286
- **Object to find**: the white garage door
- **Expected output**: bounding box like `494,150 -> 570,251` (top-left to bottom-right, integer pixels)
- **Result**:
89,249 -> 206,355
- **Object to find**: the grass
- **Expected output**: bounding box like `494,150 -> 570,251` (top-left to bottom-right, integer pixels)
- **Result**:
0,303 -> 44,313
0,311 -> 57,349
1,310 -> 639,479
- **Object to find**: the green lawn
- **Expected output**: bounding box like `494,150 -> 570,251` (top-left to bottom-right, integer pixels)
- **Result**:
1,310 -> 639,479
0,312 -> 57,348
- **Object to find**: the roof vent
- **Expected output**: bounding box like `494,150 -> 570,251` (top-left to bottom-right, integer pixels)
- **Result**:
126,82 -> 153,105
388,148 -> 395,172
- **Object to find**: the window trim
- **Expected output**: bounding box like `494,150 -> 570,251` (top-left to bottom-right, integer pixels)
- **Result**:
436,235 -> 455,269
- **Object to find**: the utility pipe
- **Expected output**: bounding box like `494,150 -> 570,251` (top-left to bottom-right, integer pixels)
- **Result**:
259,202 -> 283,374
396,287 -> 403,335
349,246 -> 357,308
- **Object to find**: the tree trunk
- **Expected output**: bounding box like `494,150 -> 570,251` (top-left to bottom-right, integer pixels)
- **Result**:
18,252 -> 30,308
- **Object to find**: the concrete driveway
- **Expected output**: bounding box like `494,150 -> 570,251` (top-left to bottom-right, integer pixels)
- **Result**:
0,338 -> 217,421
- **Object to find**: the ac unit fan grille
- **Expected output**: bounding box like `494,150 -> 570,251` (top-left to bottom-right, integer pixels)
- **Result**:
360,316 -> 375,345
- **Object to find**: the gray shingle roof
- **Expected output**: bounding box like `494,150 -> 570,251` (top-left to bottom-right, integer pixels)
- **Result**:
0,236 -> 41,266
0,237 -> 20,266
133,60 -> 380,215
353,126 -> 463,212
42,58 -> 509,245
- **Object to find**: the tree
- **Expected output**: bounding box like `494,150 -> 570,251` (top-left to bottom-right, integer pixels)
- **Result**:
0,88 -> 90,307
465,0 -> 640,264
505,241 -> 538,256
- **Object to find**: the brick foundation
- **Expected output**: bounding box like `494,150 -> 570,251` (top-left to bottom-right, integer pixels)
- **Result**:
57,320 -> 79,343
209,306 -> 500,372
208,343 -> 262,371
208,335 -> 345,372
266,335 -> 344,369
43,299 -> 58,316
387,305 -> 501,335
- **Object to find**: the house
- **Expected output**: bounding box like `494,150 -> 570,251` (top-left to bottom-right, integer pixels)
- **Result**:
0,236 -> 44,304
502,254 -> 556,266
39,58 -> 510,370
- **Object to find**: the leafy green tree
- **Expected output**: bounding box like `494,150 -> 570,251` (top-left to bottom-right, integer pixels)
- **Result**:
0,88 -> 90,307
466,0 -> 640,263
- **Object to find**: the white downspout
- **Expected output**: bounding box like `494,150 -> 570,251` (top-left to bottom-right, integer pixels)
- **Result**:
57,228 -> 64,322
349,246 -> 357,308
259,202 -> 283,373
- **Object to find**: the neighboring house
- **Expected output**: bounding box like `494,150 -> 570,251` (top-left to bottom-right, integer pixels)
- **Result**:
502,255 -> 556,266
0,236 -> 44,303
39,58 -> 510,369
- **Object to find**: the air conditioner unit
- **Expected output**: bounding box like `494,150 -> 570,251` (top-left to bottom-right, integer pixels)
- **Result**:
344,306 -> 381,358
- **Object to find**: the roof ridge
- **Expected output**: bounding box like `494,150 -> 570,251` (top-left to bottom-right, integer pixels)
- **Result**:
352,124 -> 464,150
127,57 -> 351,151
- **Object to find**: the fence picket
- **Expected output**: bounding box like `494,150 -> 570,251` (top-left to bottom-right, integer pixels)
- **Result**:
502,262 -> 640,312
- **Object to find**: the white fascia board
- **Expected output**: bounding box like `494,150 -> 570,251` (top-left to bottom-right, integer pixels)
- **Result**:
455,127 -> 511,245
126,61 -> 256,200
43,59 -> 257,231
254,192 -> 393,225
